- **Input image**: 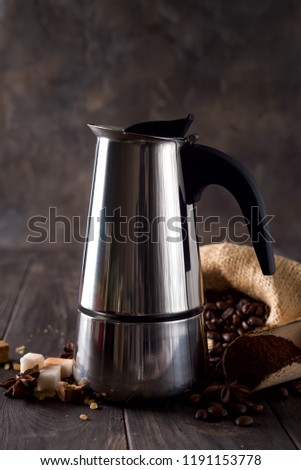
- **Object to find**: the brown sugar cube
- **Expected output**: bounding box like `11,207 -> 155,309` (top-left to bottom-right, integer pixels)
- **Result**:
0,340 -> 9,364
57,381 -> 84,403
44,357 -> 73,378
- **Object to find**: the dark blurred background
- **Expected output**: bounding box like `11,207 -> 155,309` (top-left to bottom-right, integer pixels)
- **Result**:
0,0 -> 300,259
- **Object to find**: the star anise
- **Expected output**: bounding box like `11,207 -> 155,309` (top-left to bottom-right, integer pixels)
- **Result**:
0,365 -> 40,399
60,341 -> 74,359
203,380 -> 251,404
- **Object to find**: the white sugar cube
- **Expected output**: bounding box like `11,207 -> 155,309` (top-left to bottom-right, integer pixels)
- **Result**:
20,352 -> 45,373
44,357 -> 73,378
37,365 -> 61,391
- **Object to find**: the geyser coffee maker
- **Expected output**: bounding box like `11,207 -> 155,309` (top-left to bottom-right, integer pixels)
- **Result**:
73,114 -> 275,402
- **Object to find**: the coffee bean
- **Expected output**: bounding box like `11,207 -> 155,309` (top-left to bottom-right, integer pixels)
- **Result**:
206,321 -> 217,331
205,310 -> 215,321
222,332 -> 237,343
241,303 -> 252,314
204,302 -> 217,312
274,386 -> 289,399
235,415 -> 254,427
214,318 -> 225,327
255,305 -> 265,316
226,300 -> 236,308
209,343 -> 224,357
228,402 -> 247,415
216,301 -> 230,310
236,298 -> 250,308
247,304 -> 257,315
250,403 -> 264,413
291,380 -> 301,395
210,318 -> 218,327
247,316 -> 263,327
232,314 -> 241,326
190,393 -> 202,404
243,399 -> 255,408
237,328 -> 245,336
207,404 -> 228,418
195,409 -> 208,420
241,321 -> 250,331
235,309 -> 245,318
206,331 -> 221,342
222,308 -> 235,320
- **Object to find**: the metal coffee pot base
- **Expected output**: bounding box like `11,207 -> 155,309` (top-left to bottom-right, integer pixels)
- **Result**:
73,309 -> 207,403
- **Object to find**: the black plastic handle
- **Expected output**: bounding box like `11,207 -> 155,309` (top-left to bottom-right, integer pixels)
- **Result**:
181,142 -> 275,275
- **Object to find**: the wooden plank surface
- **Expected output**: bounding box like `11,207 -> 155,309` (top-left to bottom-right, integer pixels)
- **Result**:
0,379 -> 127,450
4,249 -> 81,357
1,249 -> 301,450
0,249 -> 127,450
0,250 -> 32,337
124,400 -> 296,450
267,393 -> 301,449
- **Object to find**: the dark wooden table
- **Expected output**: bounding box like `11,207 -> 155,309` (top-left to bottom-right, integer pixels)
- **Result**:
0,248 -> 300,450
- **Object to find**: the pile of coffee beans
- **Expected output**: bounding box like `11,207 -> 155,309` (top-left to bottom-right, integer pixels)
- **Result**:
190,379 -> 263,427
203,289 -> 270,367
191,377 -> 301,427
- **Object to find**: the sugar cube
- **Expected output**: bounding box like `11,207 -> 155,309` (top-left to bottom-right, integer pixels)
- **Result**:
44,357 -> 73,378
37,365 -> 61,391
20,352 -> 45,373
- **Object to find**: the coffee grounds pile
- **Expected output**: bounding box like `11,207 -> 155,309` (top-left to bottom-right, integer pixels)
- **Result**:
224,334 -> 301,389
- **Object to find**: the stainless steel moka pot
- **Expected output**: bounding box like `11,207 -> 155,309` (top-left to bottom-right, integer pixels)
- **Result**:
73,114 -> 275,402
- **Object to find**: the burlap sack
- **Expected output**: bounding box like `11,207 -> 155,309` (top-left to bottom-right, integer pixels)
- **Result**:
201,243 -> 301,327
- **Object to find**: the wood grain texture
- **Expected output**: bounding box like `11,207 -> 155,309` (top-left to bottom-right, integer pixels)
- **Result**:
267,394 -> 301,449
0,249 -> 127,450
125,401 -> 296,450
0,249 -> 32,337
1,249 -> 301,450
0,381 -> 127,450
4,249 -> 81,357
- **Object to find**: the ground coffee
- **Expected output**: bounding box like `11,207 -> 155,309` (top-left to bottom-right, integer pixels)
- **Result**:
224,334 -> 301,389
